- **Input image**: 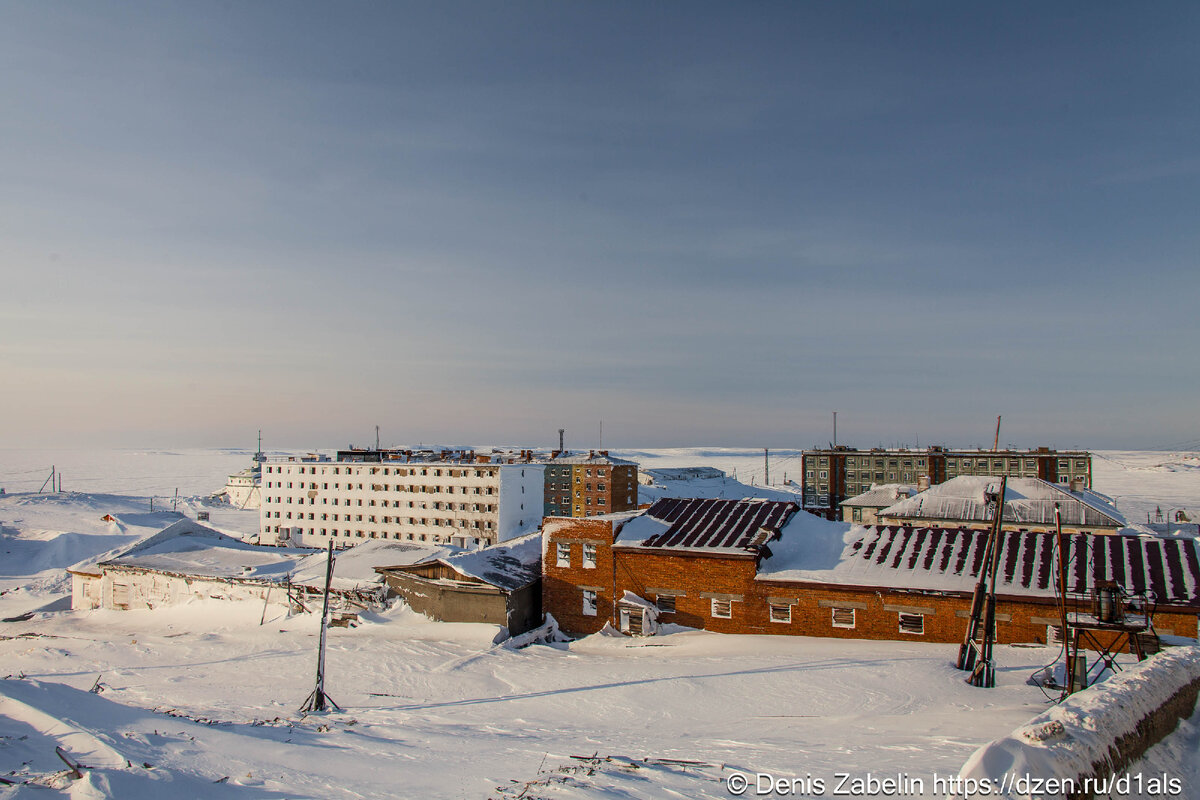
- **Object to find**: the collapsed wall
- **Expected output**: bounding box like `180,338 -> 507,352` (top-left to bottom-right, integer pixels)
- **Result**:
956,646 -> 1200,799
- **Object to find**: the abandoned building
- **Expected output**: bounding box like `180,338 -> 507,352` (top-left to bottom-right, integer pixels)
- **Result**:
375,531 -> 543,635
542,497 -> 1200,644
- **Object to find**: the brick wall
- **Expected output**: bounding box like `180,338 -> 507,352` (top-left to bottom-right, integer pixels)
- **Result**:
542,518 -> 1199,644
614,549 -> 759,634
542,517 -> 617,634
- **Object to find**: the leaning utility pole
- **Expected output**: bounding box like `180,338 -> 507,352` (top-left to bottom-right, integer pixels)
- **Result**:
957,476 -> 1008,688
300,542 -> 341,714
992,416 -> 1002,452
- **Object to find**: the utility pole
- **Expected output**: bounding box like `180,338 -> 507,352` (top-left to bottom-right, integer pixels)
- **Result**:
993,416 -> 1002,452
764,449 -> 770,486
300,541 -> 341,714
173,488 -> 179,512
957,477 -> 1008,688
375,425 -> 380,451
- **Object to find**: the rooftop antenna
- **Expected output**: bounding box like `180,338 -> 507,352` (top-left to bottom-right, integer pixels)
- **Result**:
833,411 -> 837,449
255,429 -> 264,463
599,420 -> 603,450
993,416 -> 1002,452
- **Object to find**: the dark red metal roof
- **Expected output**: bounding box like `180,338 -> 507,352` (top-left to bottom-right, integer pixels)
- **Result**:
636,498 -> 798,551
834,526 -> 1200,605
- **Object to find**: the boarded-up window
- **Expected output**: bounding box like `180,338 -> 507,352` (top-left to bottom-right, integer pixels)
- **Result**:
582,590 -> 597,616
769,603 -> 792,624
898,613 -> 924,635
831,607 -> 856,628
111,581 -> 131,609
711,598 -> 732,619
656,595 -> 676,614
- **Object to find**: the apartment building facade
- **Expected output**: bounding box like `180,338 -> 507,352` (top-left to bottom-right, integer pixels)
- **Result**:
260,449 -> 544,549
542,451 -> 639,518
801,446 -> 1093,518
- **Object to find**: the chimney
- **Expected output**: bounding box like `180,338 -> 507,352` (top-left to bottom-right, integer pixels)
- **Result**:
917,475 -> 931,492
1070,478 -> 1087,492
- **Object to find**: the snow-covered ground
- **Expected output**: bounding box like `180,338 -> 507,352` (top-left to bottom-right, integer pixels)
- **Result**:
0,447 -> 1197,797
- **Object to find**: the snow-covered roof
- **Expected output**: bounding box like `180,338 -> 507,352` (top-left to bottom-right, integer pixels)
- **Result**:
544,451 -> 638,466
759,523 -> 1200,605
78,520 -> 450,592
840,484 -> 919,508
878,476 -> 1125,528
642,467 -> 725,482
92,519 -> 306,581
292,540 -> 456,592
616,498 -> 798,554
436,531 -> 543,591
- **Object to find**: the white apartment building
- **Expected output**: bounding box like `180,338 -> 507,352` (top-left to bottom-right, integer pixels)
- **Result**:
259,452 -> 544,550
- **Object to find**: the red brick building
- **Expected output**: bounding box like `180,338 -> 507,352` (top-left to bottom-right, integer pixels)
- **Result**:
542,498 -> 1200,645
542,451 -> 639,518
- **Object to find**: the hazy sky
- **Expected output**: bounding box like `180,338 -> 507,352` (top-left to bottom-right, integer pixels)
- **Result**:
2,3 -> 1197,451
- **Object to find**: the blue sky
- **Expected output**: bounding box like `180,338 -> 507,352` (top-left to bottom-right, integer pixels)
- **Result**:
2,3 -> 1197,451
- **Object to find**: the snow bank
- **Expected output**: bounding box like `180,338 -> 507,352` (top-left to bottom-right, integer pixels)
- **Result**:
956,646 -> 1200,799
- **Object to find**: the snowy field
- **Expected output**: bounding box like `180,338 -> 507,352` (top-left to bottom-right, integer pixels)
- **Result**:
1,447 -> 1198,797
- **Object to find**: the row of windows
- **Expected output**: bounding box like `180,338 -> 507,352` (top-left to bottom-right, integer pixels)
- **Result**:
266,496 -> 499,511
557,542 -> 597,568
579,591 -> 905,632
265,481 -> 499,496
843,458 -> 928,469
267,465 -> 499,478
546,467 -> 610,477
266,525 -> 488,546
548,495 -> 610,506
266,511 -> 497,529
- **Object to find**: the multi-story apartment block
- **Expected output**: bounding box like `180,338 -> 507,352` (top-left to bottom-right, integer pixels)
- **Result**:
260,448 -> 544,550
542,450 -> 639,518
801,446 -> 1093,519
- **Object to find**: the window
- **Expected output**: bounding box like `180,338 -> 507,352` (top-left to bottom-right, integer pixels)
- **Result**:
711,598 -> 732,619
831,607 -> 856,628
556,543 -> 571,567
656,595 -> 676,614
769,602 -> 792,623
898,613 -> 924,635
582,544 -> 597,569
582,590 -> 597,616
